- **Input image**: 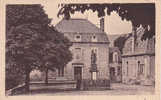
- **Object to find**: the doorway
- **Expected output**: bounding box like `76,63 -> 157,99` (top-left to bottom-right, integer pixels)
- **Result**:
110,67 -> 115,82
74,67 -> 82,80
74,67 -> 82,90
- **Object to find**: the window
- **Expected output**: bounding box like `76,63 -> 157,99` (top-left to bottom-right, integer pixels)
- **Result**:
113,52 -> 118,62
91,35 -> 97,42
75,34 -> 81,42
140,64 -> 144,74
138,61 -> 144,75
109,53 -> 113,63
75,48 -> 81,60
117,67 -> 121,75
127,61 -> 128,76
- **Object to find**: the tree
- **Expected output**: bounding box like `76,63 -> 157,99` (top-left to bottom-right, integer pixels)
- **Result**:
114,33 -> 132,53
57,3 -> 155,40
6,5 -> 72,91
37,26 -> 72,84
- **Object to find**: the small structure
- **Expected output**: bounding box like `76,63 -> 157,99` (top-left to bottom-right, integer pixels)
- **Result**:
122,26 -> 155,85
55,18 -> 110,90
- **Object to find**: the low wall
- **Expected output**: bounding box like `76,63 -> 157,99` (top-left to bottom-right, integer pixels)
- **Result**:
81,79 -> 110,90
6,83 -> 26,96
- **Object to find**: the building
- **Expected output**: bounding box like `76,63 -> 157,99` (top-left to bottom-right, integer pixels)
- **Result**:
122,26 -> 155,86
54,18 -> 110,90
109,47 -> 122,83
108,34 -> 122,83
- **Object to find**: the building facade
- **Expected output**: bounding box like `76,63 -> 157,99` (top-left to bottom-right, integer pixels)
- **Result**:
108,34 -> 122,83
54,18 -> 110,90
109,47 -> 122,83
122,26 -> 155,86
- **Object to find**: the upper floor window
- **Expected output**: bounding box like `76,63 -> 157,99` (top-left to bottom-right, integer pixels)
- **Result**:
75,48 -> 81,60
91,35 -> 97,42
75,34 -> 81,42
109,53 -> 113,63
113,52 -> 118,62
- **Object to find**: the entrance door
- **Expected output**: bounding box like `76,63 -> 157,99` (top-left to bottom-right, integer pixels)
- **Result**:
110,67 -> 115,82
74,67 -> 82,90
74,67 -> 82,80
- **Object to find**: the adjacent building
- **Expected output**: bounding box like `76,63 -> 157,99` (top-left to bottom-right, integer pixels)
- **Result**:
122,26 -> 155,85
109,47 -> 122,83
108,34 -> 122,83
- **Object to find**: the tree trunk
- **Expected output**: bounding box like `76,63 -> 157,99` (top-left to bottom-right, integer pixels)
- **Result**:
45,68 -> 49,84
25,70 -> 30,92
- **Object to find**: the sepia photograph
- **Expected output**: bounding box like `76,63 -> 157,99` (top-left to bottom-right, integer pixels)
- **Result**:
3,0 -> 159,98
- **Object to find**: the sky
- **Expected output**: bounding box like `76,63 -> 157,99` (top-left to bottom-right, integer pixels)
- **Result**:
42,2 -> 132,35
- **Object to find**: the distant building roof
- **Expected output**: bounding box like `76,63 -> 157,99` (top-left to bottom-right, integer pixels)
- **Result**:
108,34 -> 122,47
55,18 -> 105,34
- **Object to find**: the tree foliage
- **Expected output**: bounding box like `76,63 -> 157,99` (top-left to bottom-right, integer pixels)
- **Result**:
58,3 -> 155,40
6,5 -> 72,91
114,33 -> 132,53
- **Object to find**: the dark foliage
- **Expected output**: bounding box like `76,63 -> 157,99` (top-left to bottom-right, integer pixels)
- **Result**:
6,5 -> 72,91
58,3 -> 155,40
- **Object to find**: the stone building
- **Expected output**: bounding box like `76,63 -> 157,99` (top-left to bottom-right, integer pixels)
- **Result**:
54,18 -> 110,90
122,26 -> 155,85
108,34 -> 122,83
109,47 -> 122,83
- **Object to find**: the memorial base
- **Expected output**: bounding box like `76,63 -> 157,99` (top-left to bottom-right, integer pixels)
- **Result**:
81,79 -> 111,90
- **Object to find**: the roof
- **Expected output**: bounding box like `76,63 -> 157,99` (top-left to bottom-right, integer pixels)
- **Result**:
55,18 -> 109,43
108,34 -> 122,47
55,18 -> 105,34
109,47 -> 120,53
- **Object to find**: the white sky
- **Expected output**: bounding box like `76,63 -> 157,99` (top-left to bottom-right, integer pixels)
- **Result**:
42,2 -> 132,34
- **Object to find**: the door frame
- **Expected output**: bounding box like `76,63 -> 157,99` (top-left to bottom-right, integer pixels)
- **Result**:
74,66 -> 82,80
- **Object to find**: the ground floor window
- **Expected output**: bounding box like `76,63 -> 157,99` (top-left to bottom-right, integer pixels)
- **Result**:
139,64 -> 144,74
117,66 -> 121,76
138,61 -> 144,75
127,61 -> 128,76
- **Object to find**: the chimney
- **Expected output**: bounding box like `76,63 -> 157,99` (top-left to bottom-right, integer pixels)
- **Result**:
131,27 -> 136,53
100,17 -> 104,32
